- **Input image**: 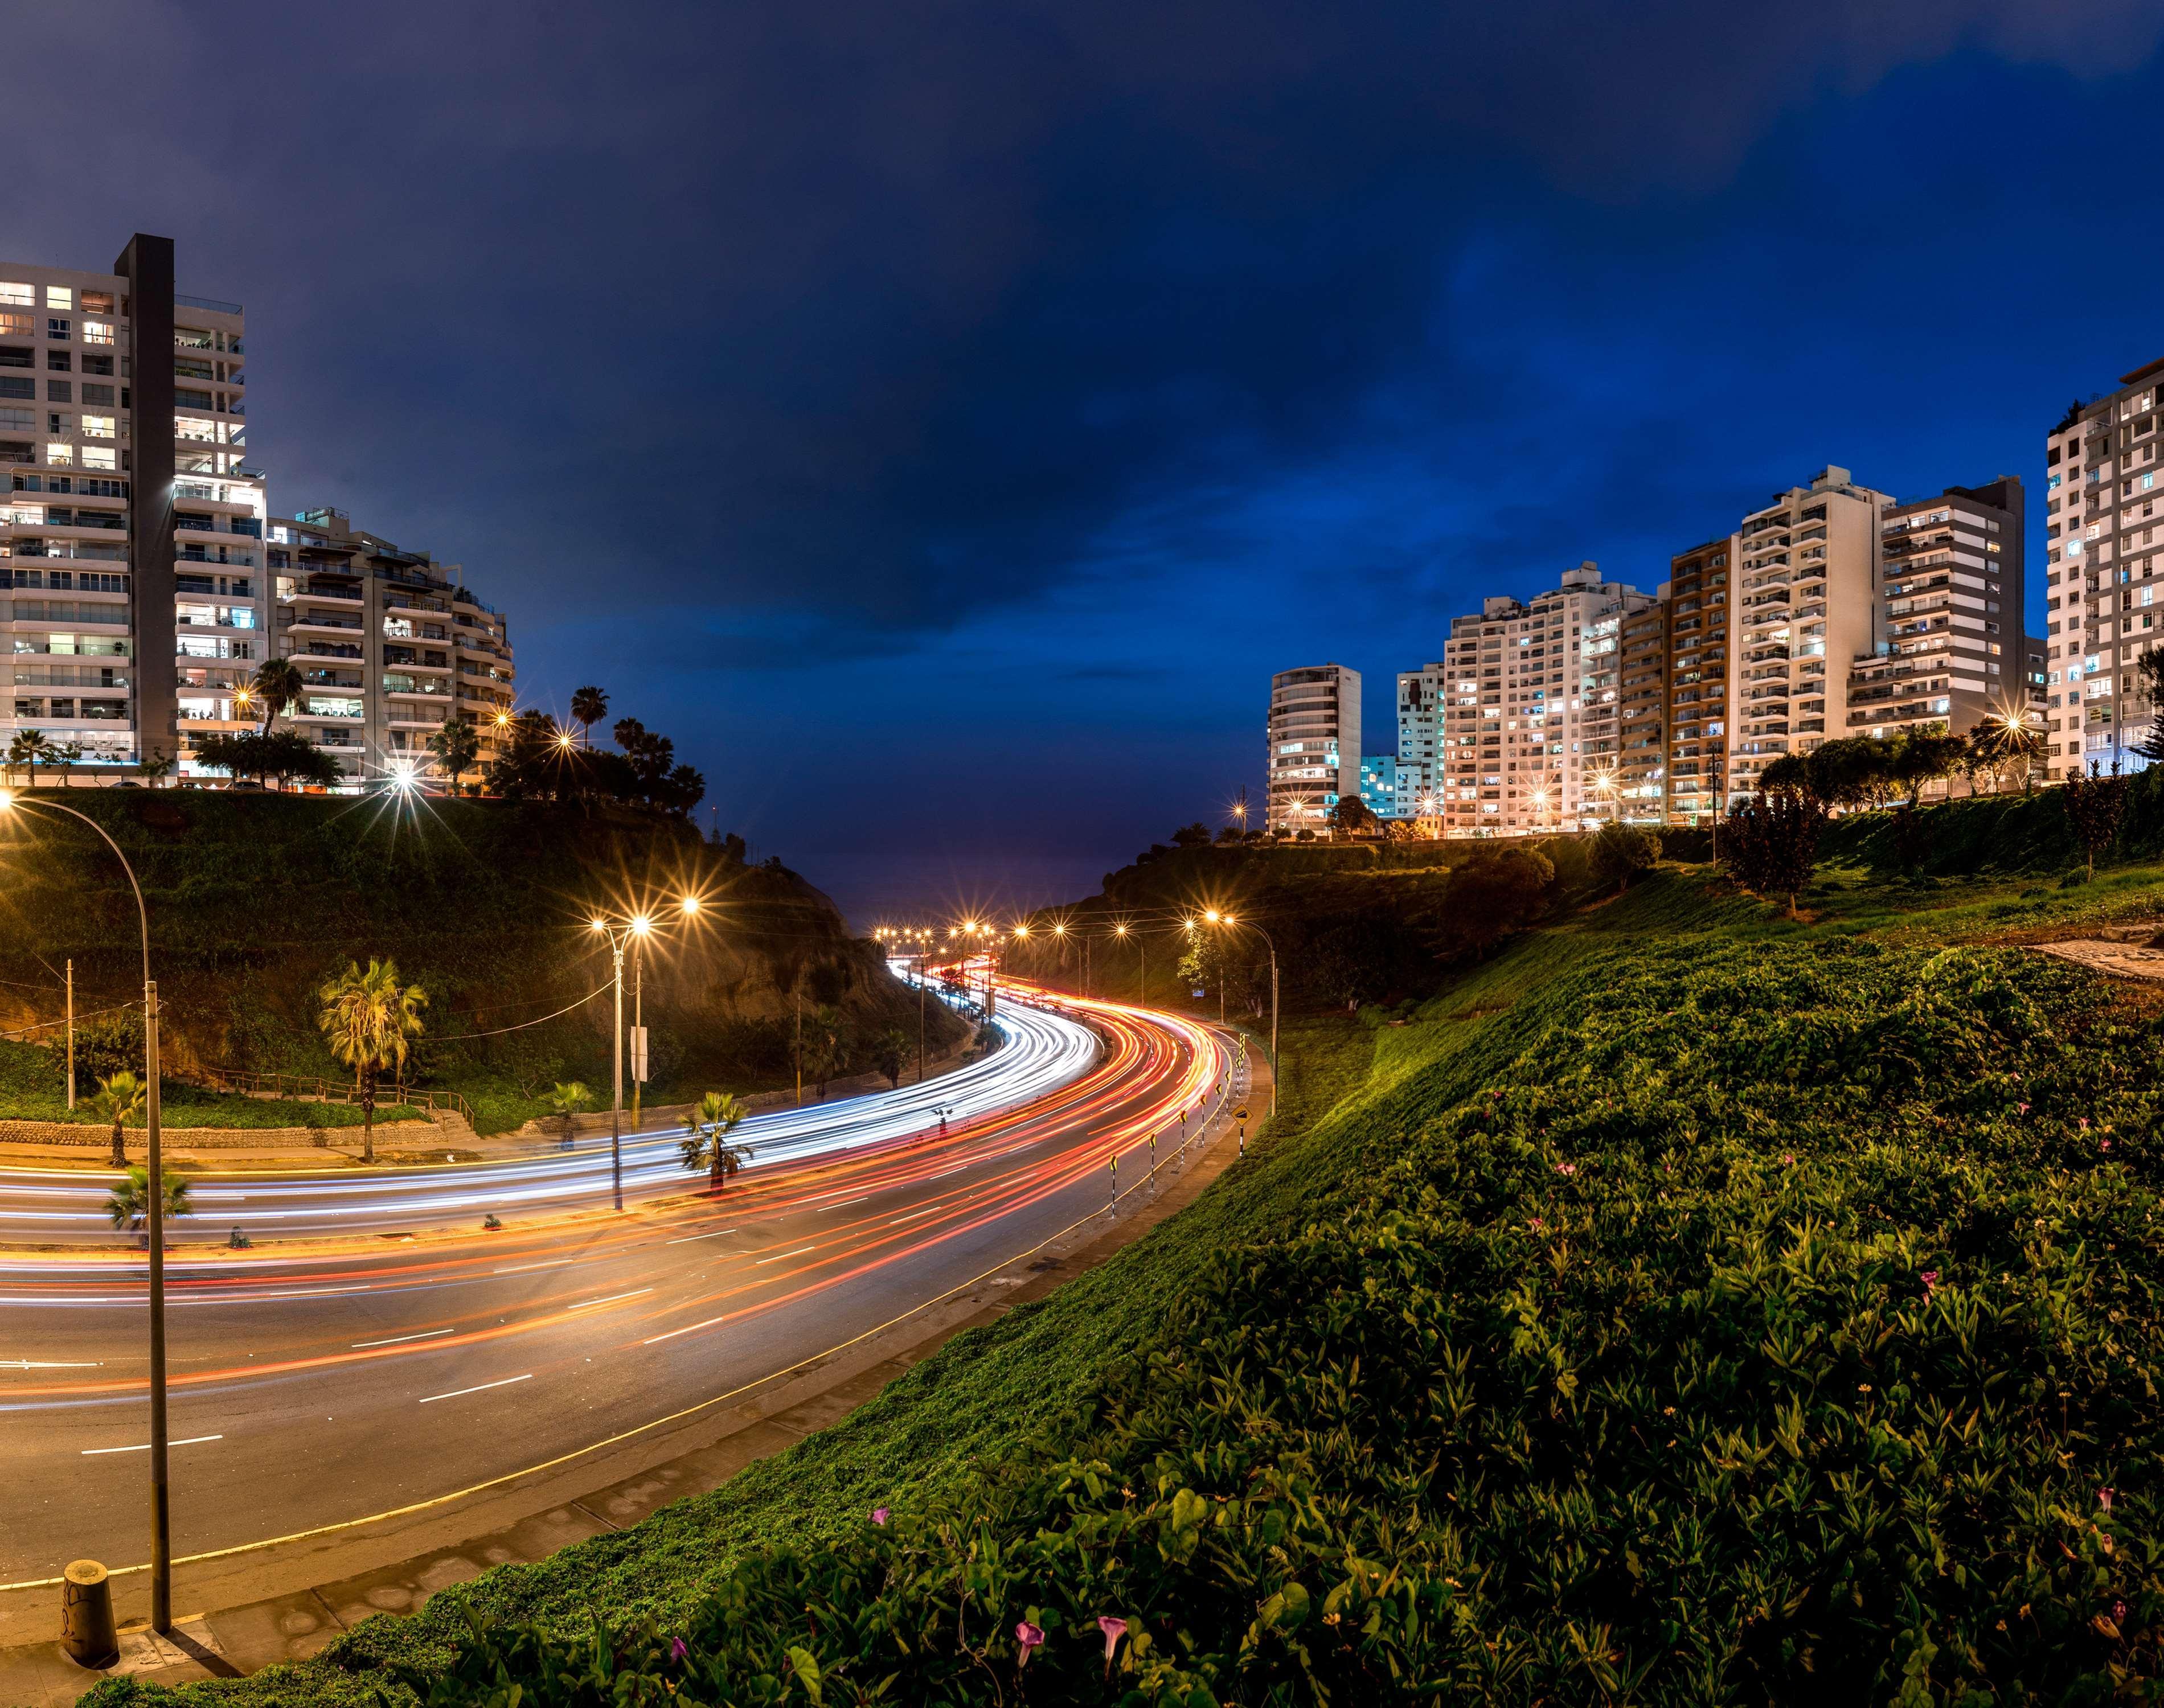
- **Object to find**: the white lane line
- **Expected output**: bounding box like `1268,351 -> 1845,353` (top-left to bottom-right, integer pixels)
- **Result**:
493,1262 -> 572,1275
0,1360 -> 102,1369
643,1314 -> 725,1346
569,1288 -> 652,1311
83,1434 -> 222,1455
419,1374 -> 531,1405
817,1196 -> 870,1212
351,1328 -> 453,1349
886,1207 -> 939,1225
664,1229 -> 735,1244
753,1246 -> 816,1266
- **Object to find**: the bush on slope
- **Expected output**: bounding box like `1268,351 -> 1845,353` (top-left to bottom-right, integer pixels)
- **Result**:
210,927 -> 2164,1707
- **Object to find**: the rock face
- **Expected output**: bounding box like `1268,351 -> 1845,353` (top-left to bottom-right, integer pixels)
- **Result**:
0,793 -> 952,1095
2031,926 -> 2164,983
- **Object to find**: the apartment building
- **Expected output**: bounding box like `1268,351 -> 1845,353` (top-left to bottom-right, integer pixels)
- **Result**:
1266,663 -> 1359,830
1435,564 -> 1659,837
1,239 -> 264,773
1663,535 -> 1736,822
2042,362 -> 2164,775
1614,597 -> 1668,821
1358,753 -> 1405,820
1395,663 -> 1446,814
1728,467 -> 1892,799
1845,478 -> 2026,744
266,507 -> 514,784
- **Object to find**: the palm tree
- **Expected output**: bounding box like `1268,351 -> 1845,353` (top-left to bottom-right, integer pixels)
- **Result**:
87,1070 -> 146,1168
678,1091 -> 752,1193
569,685 -> 609,748
545,1080 -> 592,1146
806,1005 -> 846,1099
106,1165 -> 191,1245
5,729 -> 54,789
428,716 -> 482,793
250,656 -> 306,736
316,958 -> 428,1164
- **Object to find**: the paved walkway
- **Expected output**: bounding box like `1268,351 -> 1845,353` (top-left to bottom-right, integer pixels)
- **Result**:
0,1042 -> 1267,1706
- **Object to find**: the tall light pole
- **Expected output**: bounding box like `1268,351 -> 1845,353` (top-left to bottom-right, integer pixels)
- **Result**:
588,894 -> 698,1210
1205,909 -> 1278,1119
0,789 -> 172,1630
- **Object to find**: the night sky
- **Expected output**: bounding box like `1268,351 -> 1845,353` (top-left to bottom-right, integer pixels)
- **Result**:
14,3 -> 2164,925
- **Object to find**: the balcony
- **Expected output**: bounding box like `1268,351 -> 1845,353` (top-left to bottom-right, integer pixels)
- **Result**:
286,612 -> 364,632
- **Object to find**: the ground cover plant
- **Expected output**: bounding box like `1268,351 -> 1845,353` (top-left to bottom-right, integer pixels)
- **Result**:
84,857 -> 2164,1705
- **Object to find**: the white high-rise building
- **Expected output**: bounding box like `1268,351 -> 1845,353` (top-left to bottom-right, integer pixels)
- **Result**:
2043,364 -> 2164,775
1395,663 -> 1446,817
1266,663 -> 1360,830
1435,565 -> 1658,837
1,238 -> 263,775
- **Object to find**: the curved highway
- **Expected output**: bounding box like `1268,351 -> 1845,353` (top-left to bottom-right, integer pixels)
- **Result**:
0,979 -> 1239,1594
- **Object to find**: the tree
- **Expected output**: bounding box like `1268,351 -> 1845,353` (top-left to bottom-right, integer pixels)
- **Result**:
1169,822 -> 1213,849
570,686 -> 609,748
250,657 -> 306,734
1754,753 -> 1811,798
52,740 -> 82,787
2063,761 -> 2131,879
545,1081 -> 592,1145
1969,715 -> 2046,795
317,957 -> 428,1164
1888,727 -> 1965,803
193,729 -> 345,791
678,1091 -> 752,1193
871,1029 -> 910,1089
106,1165 -> 191,1244
1589,822 -> 1661,896
5,729 -> 54,788
1723,787 -> 1822,916
428,717 -> 483,791
2133,647 -> 2164,765
805,1004 -> 847,1097
138,748 -> 175,789
1329,796 -> 1379,837
87,1070 -> 146,1169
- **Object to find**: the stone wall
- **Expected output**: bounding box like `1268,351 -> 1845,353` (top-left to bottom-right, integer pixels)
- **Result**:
0,1119 -> 441,1151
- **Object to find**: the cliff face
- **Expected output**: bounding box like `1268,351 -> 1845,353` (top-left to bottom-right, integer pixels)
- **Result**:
0,791 -> 954,1103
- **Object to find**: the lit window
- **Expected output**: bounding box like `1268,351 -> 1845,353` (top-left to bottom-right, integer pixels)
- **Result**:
81,321 -> 113,347
80,445 -> 115,471
0,282 -> 30,307
79,414 -> 113,439
45,442 -> 72,466
44,286 -> 71,310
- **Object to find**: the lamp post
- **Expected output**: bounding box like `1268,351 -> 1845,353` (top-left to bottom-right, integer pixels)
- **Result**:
1204,909 -> 1278,1118
0,789 -> 173,1631
588,895 -> 698,1210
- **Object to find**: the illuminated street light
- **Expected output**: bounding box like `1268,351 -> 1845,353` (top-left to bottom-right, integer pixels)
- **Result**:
587,898 -> 699,1209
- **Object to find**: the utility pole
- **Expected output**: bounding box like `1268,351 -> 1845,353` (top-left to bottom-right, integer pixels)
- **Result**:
629,941 -> 644,1136
916,952 -> 926,1083
794,986 -> 803,1107
64,958 -> 73,1111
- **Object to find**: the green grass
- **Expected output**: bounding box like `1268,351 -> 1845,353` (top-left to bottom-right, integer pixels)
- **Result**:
81,857 -> 2164,1705
0,1040 -> 420,1131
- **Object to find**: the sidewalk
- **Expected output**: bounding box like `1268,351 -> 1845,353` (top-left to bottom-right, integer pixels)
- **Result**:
0,1043 -> 1267,1705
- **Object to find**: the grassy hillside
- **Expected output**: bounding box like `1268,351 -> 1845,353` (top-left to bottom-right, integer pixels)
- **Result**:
0,793 -> 958,1133
87,837 -> 2164,1705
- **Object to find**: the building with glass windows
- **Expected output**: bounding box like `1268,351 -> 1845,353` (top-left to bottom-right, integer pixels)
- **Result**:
1266,663 -> 1359,830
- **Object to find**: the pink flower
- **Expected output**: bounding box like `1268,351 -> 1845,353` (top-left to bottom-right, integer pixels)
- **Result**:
2103,1139 -> 2113,1151
1921,1271 -> 1938,1295
2115,1599 -> 2129,1623
870,1506 -> 890,1526
1016,1621 -> 1044,1666
1528,1217 -> 1544,1231
2100,1487 -> 2116,1513
2018,1103 -> 2030,1115
1098,1615 -> 1129,1674
1555,1161 -> 1576,1176
2081,1117 -> 2092,1131
670,1637 -> 689,1663
1782,1153 -> 1794,1165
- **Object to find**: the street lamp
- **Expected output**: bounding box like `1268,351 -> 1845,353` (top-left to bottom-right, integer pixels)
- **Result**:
0,788 -> 175,1632
588,896 -> 696,1210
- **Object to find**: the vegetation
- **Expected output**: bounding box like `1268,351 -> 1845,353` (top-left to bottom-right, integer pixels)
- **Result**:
677,1090 -> 751,1193
103,1164 -> 191,1238
485,708 -> 706,815
190,728 -> 347,792
427,718 -> 483,791
544,1081 -> 593,1145
0,1039 -> 414,1132
87,1069 -> 146,1167
2064,762 -> 2133,880
1588,820 -> 1659,895
316,958 -> 429,1164
98,845 -> 2164,1706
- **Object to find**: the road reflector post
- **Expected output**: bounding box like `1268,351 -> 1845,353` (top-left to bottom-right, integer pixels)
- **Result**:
62,1559 -> 118,1668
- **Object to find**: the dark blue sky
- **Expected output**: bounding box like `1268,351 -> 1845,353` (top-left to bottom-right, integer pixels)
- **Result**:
15,3 -> 2164,925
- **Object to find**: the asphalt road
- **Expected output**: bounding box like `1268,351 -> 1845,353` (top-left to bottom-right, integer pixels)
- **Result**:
0,982 -> 1241,1588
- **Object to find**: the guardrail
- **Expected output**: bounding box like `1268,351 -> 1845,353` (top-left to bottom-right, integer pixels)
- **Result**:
200,1066 -> 477,1126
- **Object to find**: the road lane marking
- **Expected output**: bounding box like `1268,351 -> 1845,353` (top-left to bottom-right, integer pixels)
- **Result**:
643,1314 -> 725,1345
0,1359 -> 103,1369
419,1374 -> 531,1405
754,1246 -> 815,1265
569,1288 -> 652,1310
817,1196 -> 870,1211
83,1435 -> 222,1455
664,1229 -> 736,1244
493,1261 -> 573,1274
350,1328 -> 453,1349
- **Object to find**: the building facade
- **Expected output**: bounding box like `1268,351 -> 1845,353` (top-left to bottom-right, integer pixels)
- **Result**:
1728,467 -> 1892,800
1614,596 -> 1668,821
1845,478 -> 2026,744
2,242 -> 264,774
1266,663 -> 1360,830
1394,663 -> 1446,816
1435,565 -> 1659,837
265,507 -> 514,785
1358,753 -> 1407,820
2043,362 -> 2164,775
1663,535 -> 1736,822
